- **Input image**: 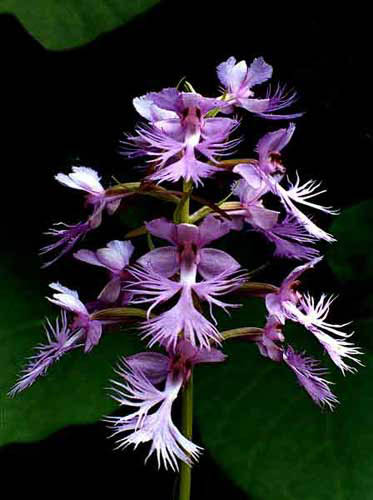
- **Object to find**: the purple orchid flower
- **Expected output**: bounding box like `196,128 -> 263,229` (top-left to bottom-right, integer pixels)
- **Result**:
216,56 -> 302,119
74,240 -> 134,303
230,176 -> 320,260
127,216 -> 245,349
252,315 -> 338,409
47,282 -> 105,352
105,340 -> 225,470
125,88 -> 240,186
9,311 -> 83,396
40,167 -> 129,267
234,124 -> 338,242
265,257 -> 362,374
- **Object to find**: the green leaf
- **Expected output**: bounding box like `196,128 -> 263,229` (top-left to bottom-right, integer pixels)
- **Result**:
0,256 -> 141,446
328,200 -> 373,283
195,316 -> 371,500
0,0 -> 159,50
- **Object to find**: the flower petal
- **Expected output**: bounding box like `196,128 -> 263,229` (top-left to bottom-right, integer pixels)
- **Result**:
125,352 -> 169,385
256,123 -> 296,161
145,218 -> 177,244
284,346 -> 338,409
137,247 -> 179,277
198,214 -> 232,247
98,277 -> 122,303
198,248 -> 240,279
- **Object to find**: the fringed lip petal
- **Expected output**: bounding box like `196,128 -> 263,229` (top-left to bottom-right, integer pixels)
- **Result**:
9,312 -> 83,396
139,286 -> 222,350
105,360 -> 202,470
258,215 -> 320,261
284,347 -> 339,410
40,221 -> 91,268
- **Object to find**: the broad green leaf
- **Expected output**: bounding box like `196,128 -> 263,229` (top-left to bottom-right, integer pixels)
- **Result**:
0,256 -> 141,446
0,0 -> 159,50
328,200 -> 373,283
195,315 -> 371,500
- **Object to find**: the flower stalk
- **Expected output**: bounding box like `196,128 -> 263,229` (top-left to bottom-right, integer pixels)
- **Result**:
178,178 -> 194,500
179,374 -> 194,500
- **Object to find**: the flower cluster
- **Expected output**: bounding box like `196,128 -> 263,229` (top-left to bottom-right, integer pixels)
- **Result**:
11,56 -> 361,471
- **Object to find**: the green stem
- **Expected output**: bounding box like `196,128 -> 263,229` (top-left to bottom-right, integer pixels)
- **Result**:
178,178 -> 193,500
178,374 -> 194,500
179,179 -> 192,223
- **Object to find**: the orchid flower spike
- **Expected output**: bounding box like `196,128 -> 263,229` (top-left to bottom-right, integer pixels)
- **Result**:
12,54 -> 361,492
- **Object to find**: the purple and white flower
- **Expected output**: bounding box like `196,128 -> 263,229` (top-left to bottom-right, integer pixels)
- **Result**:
12,52 -> 362,469
217,56 -> 302,119
40,167 -> 130,267
229,176 -> 320,260
233,124 -> 338,242
125,88 -> 240,186
265,258 -> 362,373
253,316 -> 338,408
105,341 -> 225,470
127,216 -> 245,349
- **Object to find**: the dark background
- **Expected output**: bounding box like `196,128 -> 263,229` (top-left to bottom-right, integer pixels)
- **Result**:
0,2 -> 371,498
